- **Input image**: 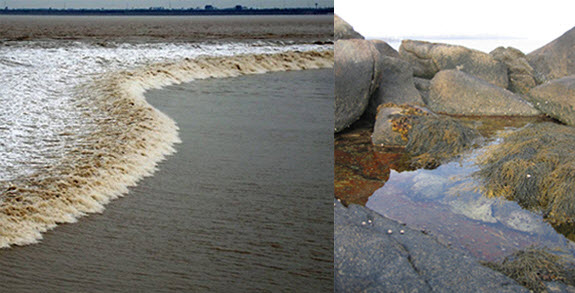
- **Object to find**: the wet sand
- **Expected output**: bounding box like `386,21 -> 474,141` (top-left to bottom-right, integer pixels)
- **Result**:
0,69 -> 334,292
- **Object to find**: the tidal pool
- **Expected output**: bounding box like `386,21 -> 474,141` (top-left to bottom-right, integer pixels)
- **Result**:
335,116 -> 575,262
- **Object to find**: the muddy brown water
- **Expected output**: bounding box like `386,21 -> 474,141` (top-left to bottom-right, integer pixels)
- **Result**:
0,69 -> 334,292
0,15 -> 333,43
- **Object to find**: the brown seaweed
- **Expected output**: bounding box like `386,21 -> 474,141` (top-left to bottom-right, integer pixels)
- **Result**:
483,246 -> 574,292
405,115 -> 479,169
475,122 -> 575,225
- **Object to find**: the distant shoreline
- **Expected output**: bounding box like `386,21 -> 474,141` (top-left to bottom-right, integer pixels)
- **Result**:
0,8 -> 334,16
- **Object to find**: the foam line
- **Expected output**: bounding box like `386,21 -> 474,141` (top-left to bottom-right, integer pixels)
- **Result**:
0,50 -> 334,247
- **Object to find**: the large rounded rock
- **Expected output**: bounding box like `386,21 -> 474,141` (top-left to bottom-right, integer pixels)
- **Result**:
490,46 -> 537,94
527,26 -> 575,82
428,70 -> 540,116
335,39 -> 380,132
400,40 -> 508,88
399,40 -> 438,78
370,39 -> 400,59
334,14 -> 364,40
528,75 -> 575,125
368,56 -> 424,117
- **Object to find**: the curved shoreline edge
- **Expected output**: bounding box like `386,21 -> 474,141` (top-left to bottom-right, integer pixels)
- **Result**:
0,50 -> 334,248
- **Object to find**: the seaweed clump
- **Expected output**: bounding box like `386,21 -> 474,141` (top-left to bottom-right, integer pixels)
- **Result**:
405,115 -> 479,169
387,103 -> 428,141
475,122 -> 575,225
483,247 -> 574,292
372,103 -> 479,168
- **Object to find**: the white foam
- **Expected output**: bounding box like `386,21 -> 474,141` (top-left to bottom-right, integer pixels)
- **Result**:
0,42 -> 333,248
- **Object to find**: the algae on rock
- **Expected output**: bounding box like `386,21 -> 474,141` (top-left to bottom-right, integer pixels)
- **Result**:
475,122 -> 575,225
483,246 -> 574,293
405,115 -> 479,169
372,103 -> 479,169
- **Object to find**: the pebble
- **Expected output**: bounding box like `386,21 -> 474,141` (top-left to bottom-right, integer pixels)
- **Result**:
387,229 -> 392,234
400,230 -> 405,234
361,221 -> 366,225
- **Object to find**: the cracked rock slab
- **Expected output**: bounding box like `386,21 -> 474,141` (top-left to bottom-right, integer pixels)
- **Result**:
334,200 -> 528,292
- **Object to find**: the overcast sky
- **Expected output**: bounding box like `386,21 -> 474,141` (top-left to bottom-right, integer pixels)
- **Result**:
335,0 -> 575,53
4,0 -> 333,9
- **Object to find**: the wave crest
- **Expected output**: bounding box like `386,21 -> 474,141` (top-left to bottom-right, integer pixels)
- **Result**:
0,50 -> 333,247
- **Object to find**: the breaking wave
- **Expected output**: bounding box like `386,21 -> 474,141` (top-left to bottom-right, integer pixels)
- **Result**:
0,49 -> 333,247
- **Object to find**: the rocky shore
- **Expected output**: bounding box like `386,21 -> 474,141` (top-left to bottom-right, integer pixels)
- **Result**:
335,14 -> 575,292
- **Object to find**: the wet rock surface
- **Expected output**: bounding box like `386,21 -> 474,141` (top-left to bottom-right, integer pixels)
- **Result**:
399,40 -> 509,88
335,200 -> 529,293
528,75 -> 575,125
528,26 -> 575,82
428,70 -> 540,116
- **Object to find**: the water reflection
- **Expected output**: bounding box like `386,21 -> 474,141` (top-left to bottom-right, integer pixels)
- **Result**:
335,116 -> 575,262
334,126 -> 409,205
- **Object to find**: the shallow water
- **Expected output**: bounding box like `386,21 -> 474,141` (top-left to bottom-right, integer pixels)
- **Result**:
0,69 -> 334,292
335,116 -> 575,262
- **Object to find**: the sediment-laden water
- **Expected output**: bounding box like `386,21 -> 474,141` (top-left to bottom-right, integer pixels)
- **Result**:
0,68 -> 334,292
0,15 -> 334,291
0,40 -> 332,247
